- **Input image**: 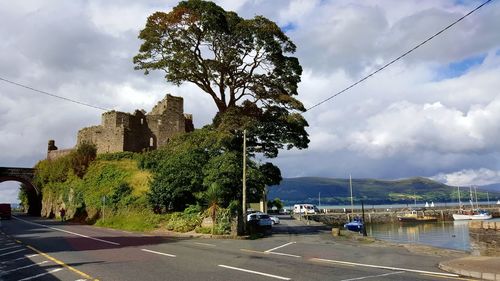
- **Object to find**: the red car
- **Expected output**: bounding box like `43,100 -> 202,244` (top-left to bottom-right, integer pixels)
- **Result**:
0,203 -> 12,219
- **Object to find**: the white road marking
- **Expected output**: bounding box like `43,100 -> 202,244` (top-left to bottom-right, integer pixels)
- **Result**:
311,258 -> 460,277
1,254 -> 39,263
18,268 -> 63,281
340,271 -> 405,281
193,242 -> 216,247
141,248 -> 176,257
0,260 -> 49,275
0,245 -> 22,251
218,264 -> 291,280
0,248 -> 25,257
267,251 -> 301,258
265,242 -> 296,253
13,216 -> 120,246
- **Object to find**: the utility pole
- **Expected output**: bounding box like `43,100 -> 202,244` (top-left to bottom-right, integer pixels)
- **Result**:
349,174 -> 353,215
242,129 -> 247,233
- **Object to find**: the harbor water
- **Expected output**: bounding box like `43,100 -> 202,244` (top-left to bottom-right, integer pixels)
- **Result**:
366,218 -> 500,251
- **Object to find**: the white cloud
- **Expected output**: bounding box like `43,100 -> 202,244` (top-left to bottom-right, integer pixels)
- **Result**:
1,0 -> 500,204
432,168 -> 500,186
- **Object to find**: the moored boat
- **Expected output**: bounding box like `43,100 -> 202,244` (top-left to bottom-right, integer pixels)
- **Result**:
344,175 -> 364,232
397,210 -> 438,222
344,217 -> 364,231
453,186 -> 492,221
452,210 -> 492,220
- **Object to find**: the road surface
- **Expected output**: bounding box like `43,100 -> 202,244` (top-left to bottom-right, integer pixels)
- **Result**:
0,214 -> 468,281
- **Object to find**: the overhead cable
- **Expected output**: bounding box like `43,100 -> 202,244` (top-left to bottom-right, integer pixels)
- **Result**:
0,77 -> 110,111
305,0 -> 493,112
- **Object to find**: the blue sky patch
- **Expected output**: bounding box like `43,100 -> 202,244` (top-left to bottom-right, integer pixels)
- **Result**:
281,22 -> 297,33
435,54 -> 486,80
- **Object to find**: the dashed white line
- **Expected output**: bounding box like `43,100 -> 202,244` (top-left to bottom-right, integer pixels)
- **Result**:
311,258 -> 460,277
2,254 -> 39,263
141,248 -> 176,257
265,242 -> 296,253
267,251 -> 301,258
0,245 -> 22,251
18,268 -> 63,281
0,248 -> 25,257
218,265 -> 291,280
13,216 -> 120,246
193,242 -> 216,247
1,260 -> 49,274
340,271 -> 405,281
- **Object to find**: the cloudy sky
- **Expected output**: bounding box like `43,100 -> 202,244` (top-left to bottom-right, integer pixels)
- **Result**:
1,0 -> 500,203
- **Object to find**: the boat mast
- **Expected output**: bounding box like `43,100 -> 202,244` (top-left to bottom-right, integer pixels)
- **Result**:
457,186 -> 462,207
414,192 -> 417,208
318,192 -> 321,208
469,186 -> 474,210
349,174 -> 353,215
474,186 -> 479,209
486,192 -> 490,207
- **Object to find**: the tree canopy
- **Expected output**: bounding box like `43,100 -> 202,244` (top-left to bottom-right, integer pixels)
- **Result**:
134,0 -> 309,158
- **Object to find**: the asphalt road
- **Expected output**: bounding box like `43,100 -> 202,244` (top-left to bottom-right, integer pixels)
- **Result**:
0,214 -> 470,281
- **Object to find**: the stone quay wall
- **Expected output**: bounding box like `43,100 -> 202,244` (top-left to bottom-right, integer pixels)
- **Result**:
310,206 -> 500,226
469,221 -> 499,257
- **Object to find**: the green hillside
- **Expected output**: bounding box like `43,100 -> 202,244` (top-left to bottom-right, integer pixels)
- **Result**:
268,177 -> 500,205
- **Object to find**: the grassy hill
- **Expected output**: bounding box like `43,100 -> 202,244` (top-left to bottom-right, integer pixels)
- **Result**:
268,177 -> 500,205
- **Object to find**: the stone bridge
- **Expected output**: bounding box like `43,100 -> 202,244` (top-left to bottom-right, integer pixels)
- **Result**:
0,167 -> 38,194
0,167 -> 41,215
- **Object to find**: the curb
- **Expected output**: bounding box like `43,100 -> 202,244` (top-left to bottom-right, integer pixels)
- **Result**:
439,262 -> 500,281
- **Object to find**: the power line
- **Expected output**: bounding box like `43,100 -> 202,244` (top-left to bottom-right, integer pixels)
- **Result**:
0,77 -> 111,111
305,0 -> 493,112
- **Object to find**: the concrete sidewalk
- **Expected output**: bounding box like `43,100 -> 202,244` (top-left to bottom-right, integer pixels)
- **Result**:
439,256 -> 500,280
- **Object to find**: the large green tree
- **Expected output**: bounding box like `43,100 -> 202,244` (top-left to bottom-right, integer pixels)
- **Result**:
134,0 -> 309,158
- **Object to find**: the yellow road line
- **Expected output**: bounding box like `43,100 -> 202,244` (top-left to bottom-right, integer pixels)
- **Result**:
25,245 -> 99,281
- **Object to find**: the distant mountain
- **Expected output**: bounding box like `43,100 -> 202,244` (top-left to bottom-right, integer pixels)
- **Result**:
479,183 -> 500,193
268,177 -> 500,205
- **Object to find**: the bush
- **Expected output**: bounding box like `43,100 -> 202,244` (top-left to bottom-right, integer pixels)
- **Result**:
163,212 -> 201,232
97,152 -> 138,161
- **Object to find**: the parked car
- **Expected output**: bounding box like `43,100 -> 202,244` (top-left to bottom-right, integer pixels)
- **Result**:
270,215 -> 280,225
247,212 -> 273,228
0,203 -> 12,219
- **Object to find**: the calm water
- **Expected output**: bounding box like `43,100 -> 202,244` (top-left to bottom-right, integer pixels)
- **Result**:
366,218 -> 500,251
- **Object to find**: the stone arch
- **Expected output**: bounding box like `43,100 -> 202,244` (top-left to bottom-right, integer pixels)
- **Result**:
0,167 -> 41,216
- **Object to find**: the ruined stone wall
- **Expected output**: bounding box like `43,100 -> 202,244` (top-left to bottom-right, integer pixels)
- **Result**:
147,94 -> 187,148
47,149 -> 73,160
69,93 -> 193,155
77,124 -> 125,153
123,110 -> 153,152
469,221 -> 499,256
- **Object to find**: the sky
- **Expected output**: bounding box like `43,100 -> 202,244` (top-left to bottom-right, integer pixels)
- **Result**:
1,0 -> 500,203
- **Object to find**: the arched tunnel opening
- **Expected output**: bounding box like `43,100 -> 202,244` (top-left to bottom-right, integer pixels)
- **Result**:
0,178 -> 41,216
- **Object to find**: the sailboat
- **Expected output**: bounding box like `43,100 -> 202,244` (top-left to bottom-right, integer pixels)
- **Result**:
344,175 -> 364,232
453,186 -> 492,220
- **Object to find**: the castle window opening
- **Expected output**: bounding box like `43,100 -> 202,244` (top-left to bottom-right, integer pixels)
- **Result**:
158,119 -> 162,125
150,137 -> 154,147
141,118 -> 144,125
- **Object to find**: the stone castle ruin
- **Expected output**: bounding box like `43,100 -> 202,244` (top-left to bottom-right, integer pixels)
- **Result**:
48,94 -> 194,159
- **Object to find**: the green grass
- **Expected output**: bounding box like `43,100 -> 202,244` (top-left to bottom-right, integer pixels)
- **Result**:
95,209 -> 162,232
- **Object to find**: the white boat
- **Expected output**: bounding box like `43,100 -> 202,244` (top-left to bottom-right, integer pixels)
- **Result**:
452,212 -> 492,220
453,186 -> 492,221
